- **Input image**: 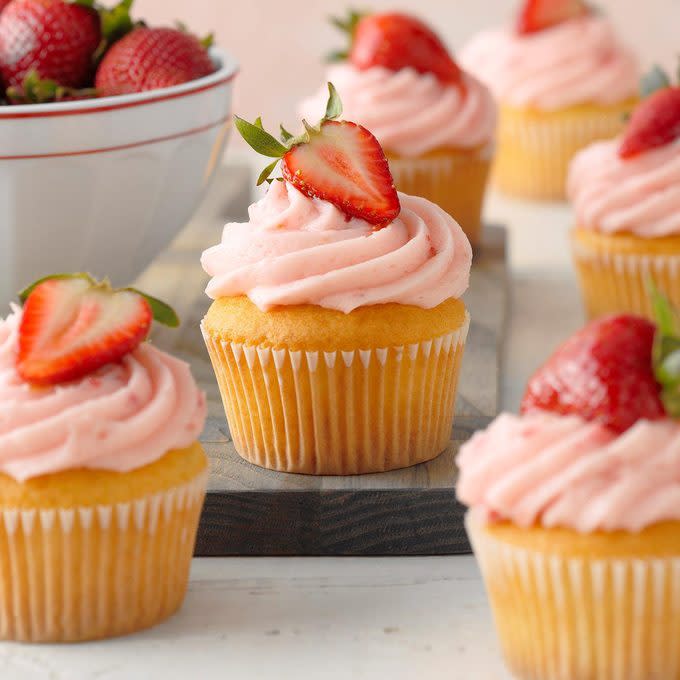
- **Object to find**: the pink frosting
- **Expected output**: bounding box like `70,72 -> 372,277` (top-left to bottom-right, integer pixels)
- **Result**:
202,181 -> 472,313
0,306 -> 206,482
457,411 -> 680,533
298,64 -> 496,157
459,15 -> 638,110
568,139 -> 680,237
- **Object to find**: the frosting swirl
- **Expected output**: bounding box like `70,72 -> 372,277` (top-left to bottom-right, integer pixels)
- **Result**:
298,64 -> 496,157
0,306 -> 206,482
202,181 -> 472,313
459,15 -> 638,110
568,138 -> 680,237
457,411 -> 680,533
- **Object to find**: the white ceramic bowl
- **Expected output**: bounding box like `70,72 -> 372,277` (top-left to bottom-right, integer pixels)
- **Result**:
0,48 -> 238,306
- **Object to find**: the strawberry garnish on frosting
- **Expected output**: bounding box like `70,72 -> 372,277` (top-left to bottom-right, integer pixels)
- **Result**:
521,285 -> 680,433
521,314 -> 665,434
619,66 -> 680,159
16,273 -> 178,386
234,83 -> 400,228
516,0 -> 590,35
329,11 -> 464,88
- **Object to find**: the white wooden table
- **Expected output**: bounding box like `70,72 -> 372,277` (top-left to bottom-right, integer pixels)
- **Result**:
0,186 -> 584,680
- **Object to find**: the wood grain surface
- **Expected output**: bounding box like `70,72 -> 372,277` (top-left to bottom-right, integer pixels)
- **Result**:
136,167 -> 507,555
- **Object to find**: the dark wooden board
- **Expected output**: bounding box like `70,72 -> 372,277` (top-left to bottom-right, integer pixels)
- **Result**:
136,166 -> 507,556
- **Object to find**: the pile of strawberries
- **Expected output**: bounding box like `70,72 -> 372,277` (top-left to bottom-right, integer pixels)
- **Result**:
0,0 -> 215,104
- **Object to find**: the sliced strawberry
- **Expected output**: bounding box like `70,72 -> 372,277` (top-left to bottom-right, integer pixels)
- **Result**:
347,13 -> 463,86
281,120 -> 399,227
516,0 -> 589,35
17,276 -> 153,385
521,315 -> 665,434
619,87 -> 680,159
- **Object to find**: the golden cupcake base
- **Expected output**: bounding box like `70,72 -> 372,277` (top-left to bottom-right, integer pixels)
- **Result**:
0,444 -> 208,642
386,146 -> 492,247
572,227 -> 680,320
467,513 -> 680,680
494,99 -> 636,201
202,296 -> 469,475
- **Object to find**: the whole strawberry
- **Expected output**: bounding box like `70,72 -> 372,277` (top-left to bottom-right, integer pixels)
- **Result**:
95,26 -> 214,96
331,11 -> 463,87
516,0 -> 589,35
619,86 -> 680,159
0,0 -> 101,90
521,315 -> 665,434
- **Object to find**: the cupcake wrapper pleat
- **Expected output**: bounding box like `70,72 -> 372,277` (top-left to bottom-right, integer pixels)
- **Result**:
0,472 -> 207,642
467,515 -> 680,680
572,236 -> 680,320
495,103 -> 633,200
388,149 -> 492,247
202,315 -> 469,475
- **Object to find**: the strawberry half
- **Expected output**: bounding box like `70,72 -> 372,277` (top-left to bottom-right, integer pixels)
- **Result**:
521,315 -> 665,434
281,120 -> 399,226
347,13 -> 463,87
619,87 -> 680,159
233,83 -> 400,228
516,0 -> 590,35
16,274 -> 178,386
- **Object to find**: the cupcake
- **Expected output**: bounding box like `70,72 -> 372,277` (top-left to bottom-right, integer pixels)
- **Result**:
201,86 -> 472,475
457,300 -> 680,680
570,71 -> 680,320
460,0 -> 638,200
0,274 -> 207,642
299,11 -> 496,247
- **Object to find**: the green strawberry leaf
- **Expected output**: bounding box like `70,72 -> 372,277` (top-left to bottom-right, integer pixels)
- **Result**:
234,116 -> 289,158
124,289 -> 180,327
256,159 -> 281,186
327,9 -> 364,62
280,124 -> 294,143
323,82 -> 343,121
649,279 -> 680,417
640,65 -> 671,99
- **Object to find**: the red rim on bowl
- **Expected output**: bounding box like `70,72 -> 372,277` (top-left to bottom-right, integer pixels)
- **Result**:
0,48 -> 239,120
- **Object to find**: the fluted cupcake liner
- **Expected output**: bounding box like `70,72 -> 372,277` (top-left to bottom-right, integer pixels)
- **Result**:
202,315 -> 469,475
387,147 -> 492,247
572,236 -> 680,320
495,101 -> 634,200
0,471 -> 207,643
467,514 -> 680,680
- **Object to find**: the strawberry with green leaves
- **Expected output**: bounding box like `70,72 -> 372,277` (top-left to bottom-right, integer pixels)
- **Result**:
0,0 -> 135,103
16,273 -> 178,385
329,11 -> 464,89
234,83 -> 400,229
521,283 -> 680,434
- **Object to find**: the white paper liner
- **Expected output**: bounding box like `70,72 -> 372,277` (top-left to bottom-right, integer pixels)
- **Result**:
466,513 -> 680,680
495,106 -> 630,199
572,239 -> 680,318
202,315 -> 469,474
0,471 -> 207,642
